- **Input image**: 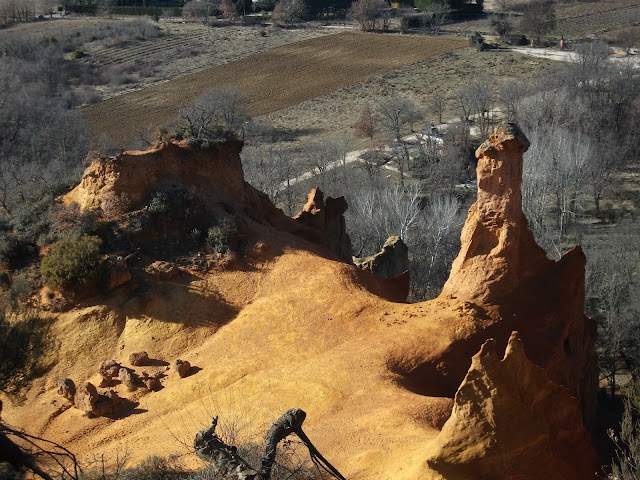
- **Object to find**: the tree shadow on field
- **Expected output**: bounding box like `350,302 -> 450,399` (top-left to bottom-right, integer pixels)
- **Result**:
268,126 -> 324,143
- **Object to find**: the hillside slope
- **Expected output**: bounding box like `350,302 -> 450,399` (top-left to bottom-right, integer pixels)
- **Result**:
2,125 -> 598,479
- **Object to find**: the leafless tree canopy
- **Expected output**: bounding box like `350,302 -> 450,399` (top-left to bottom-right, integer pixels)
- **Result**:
177,85 -> 250,145
349,0 -> 389,32
519,0 -> 556,44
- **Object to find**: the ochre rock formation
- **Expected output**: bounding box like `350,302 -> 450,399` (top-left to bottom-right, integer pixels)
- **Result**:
438,123 -> 598,429
353,235 -> 409,279
4,128 -> 600,480
292,187 -> 353,261
441,123 -> 548,303
63,141 -> 353,261
65,141 -> 246,211
426,332 -> 599,480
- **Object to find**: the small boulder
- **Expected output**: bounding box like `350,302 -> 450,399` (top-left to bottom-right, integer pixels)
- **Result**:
56,378 -> 76,402
353,236 -> 409,279
74,382 -> 124,417
99,359 -> 121,379
118,368 -> 136,392
140,372 -> 162,392
145,261 -> 179,280
172,359 -> 191,378
73,382 -> 99,414
129,351 -> 150,366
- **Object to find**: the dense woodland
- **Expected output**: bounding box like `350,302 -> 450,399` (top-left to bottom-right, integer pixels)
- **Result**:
1,1 -> 640,477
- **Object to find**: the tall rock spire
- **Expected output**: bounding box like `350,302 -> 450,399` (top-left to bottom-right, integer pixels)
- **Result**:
441,122 -> 549,303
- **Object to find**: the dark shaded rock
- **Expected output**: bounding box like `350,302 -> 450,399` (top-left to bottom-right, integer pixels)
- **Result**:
56,378 -> 76,402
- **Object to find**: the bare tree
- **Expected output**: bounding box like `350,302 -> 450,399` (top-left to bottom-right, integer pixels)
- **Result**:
177,85 -> 250,143
616,28 -> 640,55
221,0 -> 237,19
272,0 -> 306,22
490,13 -> 514,41
499,80 -> 527,122
428,93 -> 446,125
349,0 -> 388,32
183,0 -> 219,23
410,193 -> 462,300
584,222 -> 640,398
376,96 -> 423,185
610,376 -> 640,478
354,104 -> 377,144
519,0 -> 556,45
464,77 -> 495,138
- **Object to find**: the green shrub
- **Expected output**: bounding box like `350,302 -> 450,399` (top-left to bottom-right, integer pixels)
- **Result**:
70,48 -> 85,59
207,221 -> 237,254
40,235 -> 103,289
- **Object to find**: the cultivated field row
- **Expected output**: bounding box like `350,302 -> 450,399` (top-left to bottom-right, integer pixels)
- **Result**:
79,23 -> 331,98
82,32 -> 467,148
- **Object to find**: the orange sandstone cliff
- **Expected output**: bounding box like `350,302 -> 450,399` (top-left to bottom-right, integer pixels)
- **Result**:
426,332 -> 599,479
2,126 -> 598,479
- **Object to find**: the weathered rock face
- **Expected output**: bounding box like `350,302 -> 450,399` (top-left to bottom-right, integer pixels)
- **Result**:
99,360 -> 121,387
292,187 -> 352,262
63,142 -> 356,262
118,368 -> 136,392
144,261 -> 179,280
426,332 -> 599,480
104,256 -> 131,290
353,236 -> 409,279
441,123 -> 548,303
64,141 -> 246,212
438,123 -> 598,429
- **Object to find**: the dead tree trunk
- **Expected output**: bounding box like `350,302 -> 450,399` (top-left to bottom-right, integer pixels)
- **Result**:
194,407 -> 346,480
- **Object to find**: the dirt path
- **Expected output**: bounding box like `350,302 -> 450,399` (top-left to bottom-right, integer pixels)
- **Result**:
510,46 -> 640,68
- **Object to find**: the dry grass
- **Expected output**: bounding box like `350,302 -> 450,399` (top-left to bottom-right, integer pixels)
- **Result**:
265,48 -> 558,149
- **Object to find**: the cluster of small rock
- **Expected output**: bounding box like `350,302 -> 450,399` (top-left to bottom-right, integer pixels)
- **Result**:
56,351 -> 193,418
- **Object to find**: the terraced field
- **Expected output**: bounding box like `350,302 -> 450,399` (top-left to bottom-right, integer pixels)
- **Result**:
77,23 -> 331,98
447,0 -> 640,40
554,2 -> 640,38
82,32 -> 468,148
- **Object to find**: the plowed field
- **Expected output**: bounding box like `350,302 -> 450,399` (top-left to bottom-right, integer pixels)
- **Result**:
82,32 -> 467,148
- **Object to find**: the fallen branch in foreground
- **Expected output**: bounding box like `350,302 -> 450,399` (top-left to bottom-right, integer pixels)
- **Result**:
194,407 -> 346,480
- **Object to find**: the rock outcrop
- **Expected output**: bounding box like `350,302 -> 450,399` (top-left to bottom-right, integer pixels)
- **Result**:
438,123 -> 598,428
64,141 -> 247,212
118,368 -> 136,392
441,123 -> 548,303
104,255 -> 131,290
144,261 -> 179,280
426,332 -> 599,480
353,236 -> 409,279
63,141 -> 356,262
292,187 -> 352,261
